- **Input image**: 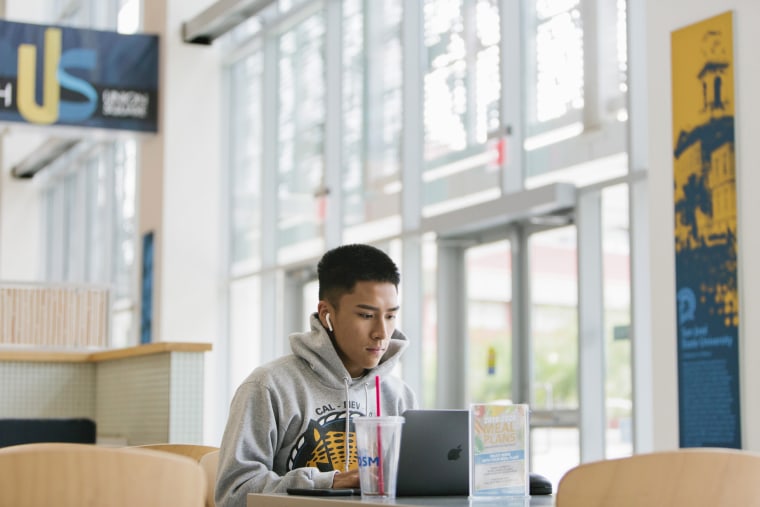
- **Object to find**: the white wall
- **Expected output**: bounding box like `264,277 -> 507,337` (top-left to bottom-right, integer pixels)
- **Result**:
646,0 -> 760,450
0,0 -> 51,281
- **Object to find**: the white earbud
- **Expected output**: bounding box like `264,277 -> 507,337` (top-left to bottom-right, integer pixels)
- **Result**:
325,313 -> 334,332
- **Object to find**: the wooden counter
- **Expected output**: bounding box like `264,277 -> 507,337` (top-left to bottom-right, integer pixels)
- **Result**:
0,342 -> 212,445
0,341 -> 212,363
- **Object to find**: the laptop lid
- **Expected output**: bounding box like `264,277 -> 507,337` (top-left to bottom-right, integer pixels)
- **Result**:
395,409 -> 470,496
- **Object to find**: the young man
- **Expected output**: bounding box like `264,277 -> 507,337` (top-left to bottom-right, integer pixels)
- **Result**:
216,244 -> 417,507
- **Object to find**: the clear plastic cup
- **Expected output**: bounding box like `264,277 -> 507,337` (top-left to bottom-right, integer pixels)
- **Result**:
354,416 -> 405,499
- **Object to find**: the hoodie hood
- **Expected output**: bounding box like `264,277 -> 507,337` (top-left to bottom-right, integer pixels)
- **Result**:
289,313 -> 409,388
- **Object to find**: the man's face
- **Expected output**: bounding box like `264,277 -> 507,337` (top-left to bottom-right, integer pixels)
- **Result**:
324,281 -> 399,378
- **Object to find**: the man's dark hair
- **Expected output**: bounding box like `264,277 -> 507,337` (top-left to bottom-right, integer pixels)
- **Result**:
317,244 -> 400,307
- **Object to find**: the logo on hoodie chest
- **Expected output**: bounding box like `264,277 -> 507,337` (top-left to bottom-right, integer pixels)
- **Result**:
287,408 -> 363,472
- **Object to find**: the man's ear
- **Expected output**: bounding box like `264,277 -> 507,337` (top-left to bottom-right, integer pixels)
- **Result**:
317,301 -> 333,331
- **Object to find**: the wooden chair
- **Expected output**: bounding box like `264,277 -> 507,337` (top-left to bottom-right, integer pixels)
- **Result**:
133,444 -> 219,507
0,442 -> 206,506
200,449 -> 220,507
134,443 -> 219,462
556,448 -> 760,507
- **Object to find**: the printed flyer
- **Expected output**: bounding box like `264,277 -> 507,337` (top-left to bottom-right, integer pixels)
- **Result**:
469,403 -> 529,497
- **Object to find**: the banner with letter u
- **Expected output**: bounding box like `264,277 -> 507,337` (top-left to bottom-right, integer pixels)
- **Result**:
0,20 -> 158,132
671,11 -> 740,449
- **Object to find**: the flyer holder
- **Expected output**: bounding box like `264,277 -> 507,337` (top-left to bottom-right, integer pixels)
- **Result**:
469,403 -> 530,498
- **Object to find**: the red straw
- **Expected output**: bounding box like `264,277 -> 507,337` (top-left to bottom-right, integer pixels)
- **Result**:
375,375 -> 382,417
375,375 -> 385,495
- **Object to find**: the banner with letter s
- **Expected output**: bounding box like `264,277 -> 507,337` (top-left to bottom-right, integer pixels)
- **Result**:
0,20 -> 158,132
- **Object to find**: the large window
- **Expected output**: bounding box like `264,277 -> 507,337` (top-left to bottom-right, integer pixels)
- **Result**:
342,0 -> 403,241
422,0 -> 502,214
526,0 -> 584,135
277,11 -> 327,259
34,0 -> 144,351
42,140 -> 138,346
229,53 -> 263,268
221,0 -> 641,478
523,0 -> 628,184
465,241 -> 513,404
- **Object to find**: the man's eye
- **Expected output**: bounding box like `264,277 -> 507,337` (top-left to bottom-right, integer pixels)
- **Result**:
359,313 -> 374,319
386,314 -> 397,320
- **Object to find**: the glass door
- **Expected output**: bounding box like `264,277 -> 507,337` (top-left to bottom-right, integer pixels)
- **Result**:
464,240 -> 513,404
463,222 -> 580,486
527,225 -> 580,485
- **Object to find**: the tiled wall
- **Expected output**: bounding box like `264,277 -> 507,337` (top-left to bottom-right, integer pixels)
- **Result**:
0,350 -> 205,445
169,352 -> 205,443
0,362 -> 95,418
96,353 -> 171,445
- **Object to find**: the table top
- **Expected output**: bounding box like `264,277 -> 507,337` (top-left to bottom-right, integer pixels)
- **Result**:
248,493 -> 554,507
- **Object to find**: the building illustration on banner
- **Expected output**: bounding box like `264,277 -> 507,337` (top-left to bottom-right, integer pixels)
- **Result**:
673,19 -> 737,330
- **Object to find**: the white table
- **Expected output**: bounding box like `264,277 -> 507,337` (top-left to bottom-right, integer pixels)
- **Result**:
248,493 -> 554,507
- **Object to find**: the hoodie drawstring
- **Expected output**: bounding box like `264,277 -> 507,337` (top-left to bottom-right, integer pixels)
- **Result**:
343,377 -> 350,472
343,378 -> 378,472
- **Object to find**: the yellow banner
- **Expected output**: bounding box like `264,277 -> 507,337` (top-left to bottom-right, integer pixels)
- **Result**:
671,11 -> 740,449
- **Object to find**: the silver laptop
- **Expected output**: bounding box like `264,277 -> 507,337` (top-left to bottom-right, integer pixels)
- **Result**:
395,409 -> 470,496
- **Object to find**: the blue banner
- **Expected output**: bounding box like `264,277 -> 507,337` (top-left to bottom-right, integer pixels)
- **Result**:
671,12 -> 741,449
0,20 -> 158,132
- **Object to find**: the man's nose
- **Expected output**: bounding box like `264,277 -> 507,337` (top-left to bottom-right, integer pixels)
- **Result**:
371,319 -> 389,340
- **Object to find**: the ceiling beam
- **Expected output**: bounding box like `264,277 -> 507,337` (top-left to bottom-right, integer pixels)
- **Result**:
182,0 -> 276,45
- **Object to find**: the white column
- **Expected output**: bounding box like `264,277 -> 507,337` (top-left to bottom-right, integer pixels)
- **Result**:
141,0 -> 223,443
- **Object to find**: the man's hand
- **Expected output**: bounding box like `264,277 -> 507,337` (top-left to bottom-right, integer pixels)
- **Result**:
332,469 -> 360,489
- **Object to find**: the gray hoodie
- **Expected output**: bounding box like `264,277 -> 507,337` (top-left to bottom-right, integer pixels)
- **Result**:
215,313 -> 417,507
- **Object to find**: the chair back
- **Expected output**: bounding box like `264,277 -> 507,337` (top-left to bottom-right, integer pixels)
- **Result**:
556,448 -> 760,507
134,443 -> 219,462
200,449 -> 220,507
0,442 -> 206,507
